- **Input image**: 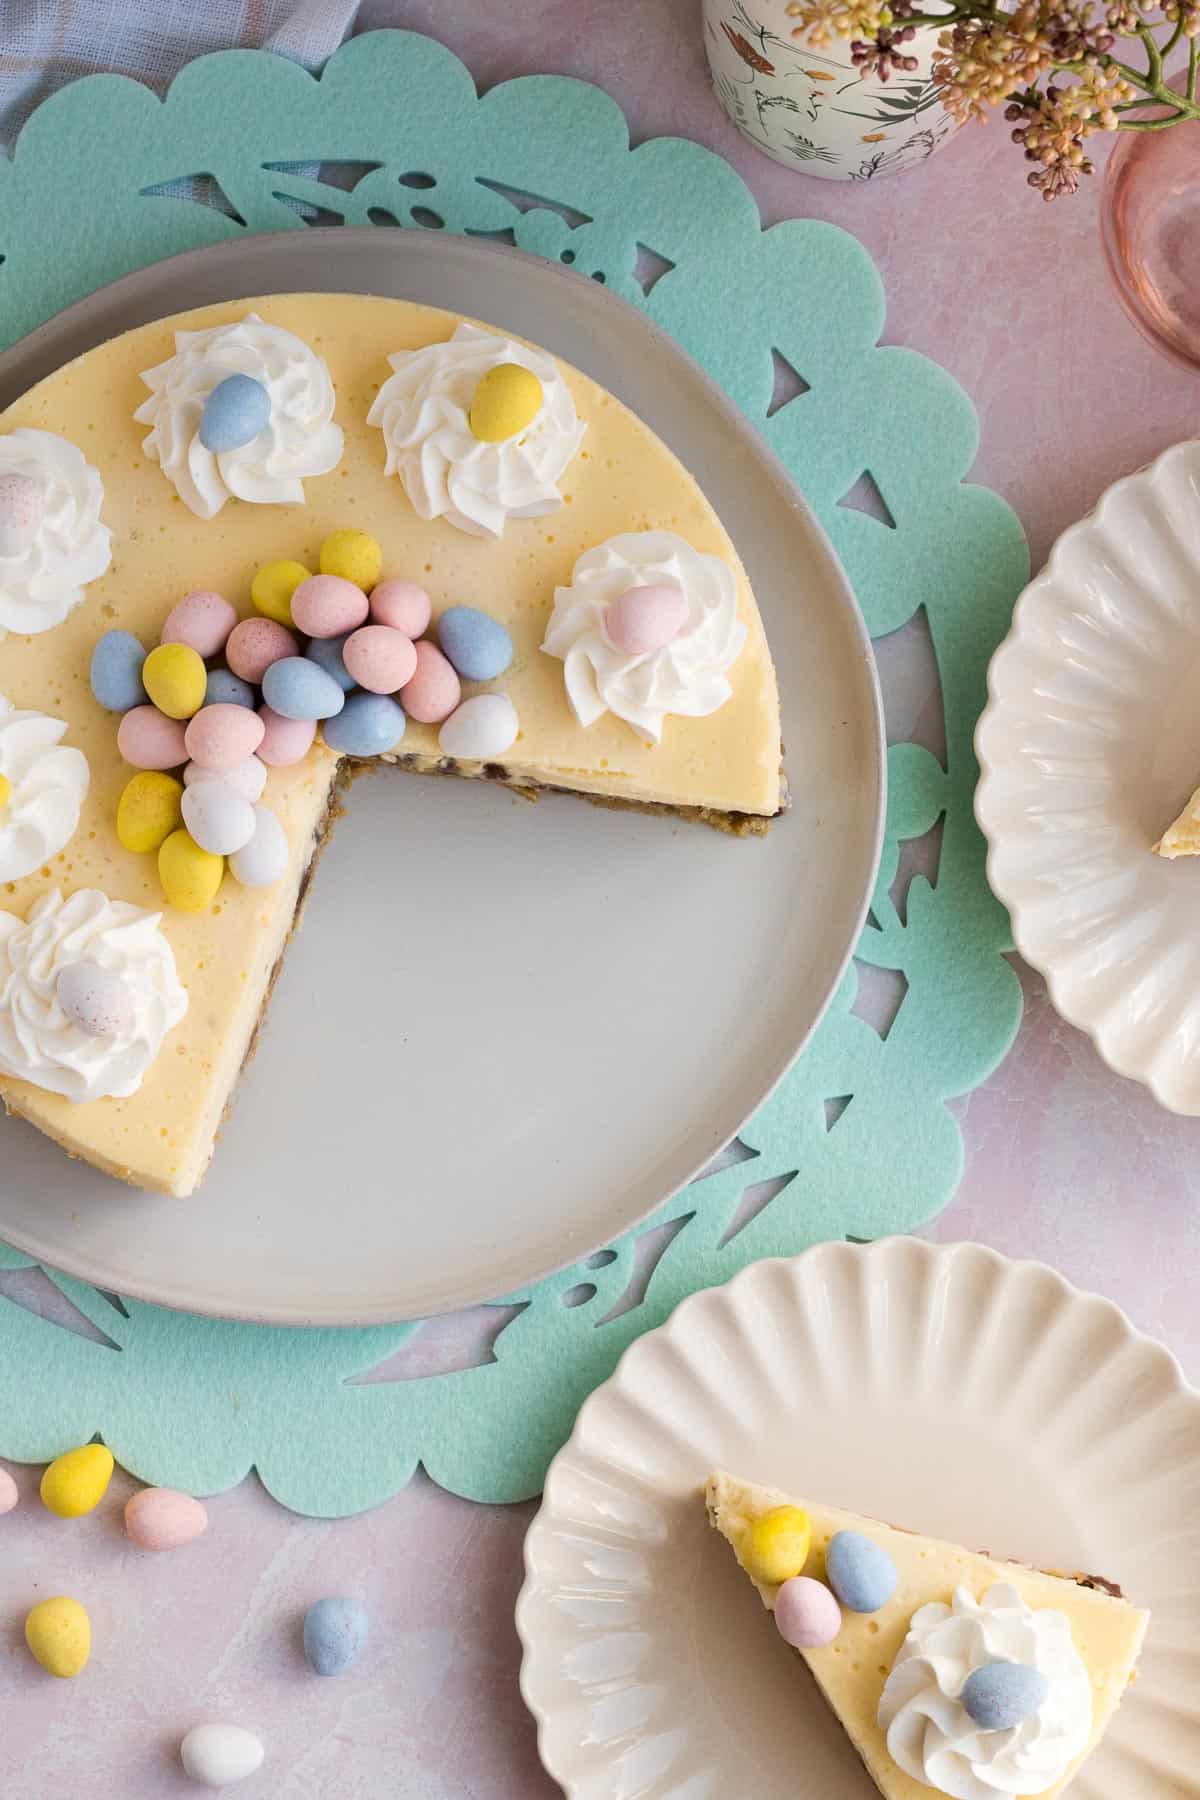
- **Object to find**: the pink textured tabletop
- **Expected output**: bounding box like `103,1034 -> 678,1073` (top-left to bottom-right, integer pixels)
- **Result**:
5,4 -> 1200,1794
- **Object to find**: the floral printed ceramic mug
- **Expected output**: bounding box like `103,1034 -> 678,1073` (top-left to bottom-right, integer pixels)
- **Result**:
703,0 -> 961,181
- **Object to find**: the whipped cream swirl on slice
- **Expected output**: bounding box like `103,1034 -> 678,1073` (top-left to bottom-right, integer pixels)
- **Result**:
0,696 -> 89,882
0,888 -> 188,1101
541,530 -> 748,744
878,1584 -> 1092,1799
367,321 -> 585,538
134,313 -> 344,518
0,429 -> 112,637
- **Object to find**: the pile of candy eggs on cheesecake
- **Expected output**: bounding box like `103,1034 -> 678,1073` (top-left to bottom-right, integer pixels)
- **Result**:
91,530 -> 518,913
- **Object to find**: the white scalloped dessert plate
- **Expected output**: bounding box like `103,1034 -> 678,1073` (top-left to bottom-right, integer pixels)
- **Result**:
517,1239 -> 1199,1799
976,441 -> 1200,1113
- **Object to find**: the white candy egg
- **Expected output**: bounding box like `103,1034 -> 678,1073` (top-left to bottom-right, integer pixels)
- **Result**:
181,781 -> 256,857
229,806 -> 288,889
437,694 -> 519,762
184,756 -> 267,804
56,962 -> 136,1039
180,1722 -> 264,1789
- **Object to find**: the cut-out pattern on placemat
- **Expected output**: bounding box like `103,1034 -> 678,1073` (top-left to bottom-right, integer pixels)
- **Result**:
0,30 -> 1027,1512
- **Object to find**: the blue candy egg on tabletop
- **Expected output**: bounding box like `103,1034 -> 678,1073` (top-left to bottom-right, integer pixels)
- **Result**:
437,605 -> 514,682
303,1596 -> 369,1677
825,1530 -> 898,1614
198,373 -> 271,454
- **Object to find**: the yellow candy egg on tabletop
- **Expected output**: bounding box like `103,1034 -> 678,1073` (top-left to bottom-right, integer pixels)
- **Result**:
319,529 -> 382,590
25,1596 -> 91,1678
469,363 -> 543,442
159,829 -> 224,913
738,1505 -> 813,1586
0,772 -> 10,812
143,643 -> 207,721
251,559 -> 310,627
40,1443 -> 114,1518
117,771 -> 184,855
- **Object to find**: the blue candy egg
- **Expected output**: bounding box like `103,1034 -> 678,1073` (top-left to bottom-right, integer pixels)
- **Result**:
303,1596 -> 369,1677
825,1531 -> 898,1614
198,374 -> 271,454
322,693 -> 406,757
90,630 -> 147,713
261,656 -> 346,723
962,1662 -> 1049,1732
437,605 -> 514,682
305,632 -> 357,693
205,668 -> 257,710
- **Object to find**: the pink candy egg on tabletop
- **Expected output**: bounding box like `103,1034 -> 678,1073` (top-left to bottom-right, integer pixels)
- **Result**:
342,625 -> 417,695
160,590 -> 237,658
291,574 -> 369,639
369,578 -> 431,639
226,617 -> 298,684
117,705 -> 188,770
184,704 -> 265,772
605,582 -> 689,656
257,707 -> 316,768
0,1467 -> 17,1515
125,1487 -> 208,1552
400,640 -> 461,724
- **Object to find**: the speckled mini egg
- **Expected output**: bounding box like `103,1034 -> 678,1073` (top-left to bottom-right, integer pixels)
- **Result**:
319,529 -> 382,590
56,963 -> 136,1039
117,706 -> 188,771
226,617 -> 299,685
0,1467 -> 17,1515
774,1577 -> 842,1650
142,643 -> 207,721
437,606 -> 514,682
368,578 -> 431,639
468,361 -> 543,441
962,1662 -> 1049,1731
229,806 -> 288,889
182,781 -> 257,858
0,470 -> 46,556
185,755 -> 266,804
303,1596 -> 369,1677
158,830 -> 224,913
825,1531 -> 897,1615
261,656 -> 346,723
605,582 -> 688,656
341,624 -> 417,695
251,559 -> 310,628
180,1723 -> 264,1789
290,573 -> 369,640
256,707 -> 317,768
438,693 -> 519,761
125,1487 -> 208,1553
40,1443 -> 114,1518
399,640 -> 461,724
117,771 -> 184,854
204,669 -> 256,711
322,693 -> 406,757
304,632 -> 356,693
90,630 -> 148,713
184,703 -> 266,772
198,373 -> 271,453
161,590 -> 238,659
25,1596 -> 90,1679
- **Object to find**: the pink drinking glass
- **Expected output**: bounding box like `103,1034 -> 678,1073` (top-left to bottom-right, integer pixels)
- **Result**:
1102,118 -> 1200,373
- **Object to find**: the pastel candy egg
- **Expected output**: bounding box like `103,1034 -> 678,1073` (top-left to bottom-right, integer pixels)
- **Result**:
184,703 -> 266,772
369,578 -> 431,638
0,773 -> 9,813
962,1662 -> 1050,1732
226,617 -> 299,685
256,707 -> 317,768
117,705 -> 188,771
159,829 -> 224,913
25,1596 -> 90,1679
437,605 -> 514,681
320,528 -> 382,590
91,629 -> 148,713
399,640 -> 461,724
161,590 -> 238,658
205,669 -> 256,711
303,1596 -> 369,1677
262,656 -> 346,722
825,1531 -> 898,1614
0,1467 -> 17,1514
739,1506 -> 813,1586
230,807 -> 289,889
125,1487 -> 208,1553
180,1723 -> 265,1789
605,582 -> 689,656
0,470 -> 46,555
198,373 -> 271,453
305,632 -> 356,693
185,756 -> 266,804
117,771 -> 184,854
774,1577 -> 842,1650
322,693 -> 406,757
438,693 -> 519,761
342,624 -> 417,695
40,1443 -> 114,1518
182,781 -> 257,857
291,573 -> 369,640
56,962 -> 136,1039
469,361 -> 543,441
143,643 -> 207,721
251,559 -> 310,628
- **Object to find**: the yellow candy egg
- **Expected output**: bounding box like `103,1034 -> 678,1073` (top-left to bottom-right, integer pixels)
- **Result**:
252,559 -> 311,627
25,1595 -> 91,1678
319,530 -> 382,590
0,772 -> 10,812
142,643 -> 207,721
738,1505 -> 813,1586
468,362 -> 544,443
159,829 -> 224,912
117,771 -> 184,855
40,1443 -> 115,1519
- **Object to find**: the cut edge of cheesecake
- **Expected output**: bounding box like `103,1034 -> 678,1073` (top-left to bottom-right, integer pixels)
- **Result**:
705,1468 -> 1150,1800
1153,782 -> 1200,857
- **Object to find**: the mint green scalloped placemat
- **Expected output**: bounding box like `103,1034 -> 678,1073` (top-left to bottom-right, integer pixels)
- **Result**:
0,30 -> 1027,1513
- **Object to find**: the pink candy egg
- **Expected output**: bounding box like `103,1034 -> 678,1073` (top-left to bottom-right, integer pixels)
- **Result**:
774,1577 -> 842,1650
226,617 -> 299,684
0,471 -> 45,555
117,705 -> 188,770
341,625 -> 417,696
160,590 -> 237,659
291,574 -> 369,640
184,703 -> 266,772
399,640 -> 461,724
0,1467 -> 17,1515
125,1487 -> 208,1552
369,578 -> 432,639
257,706 -> 317,768
605,582 -> 689,656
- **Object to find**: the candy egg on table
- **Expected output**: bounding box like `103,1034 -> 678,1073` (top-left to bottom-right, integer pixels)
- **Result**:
437,605 -> 514,682
605,582 -> 689,656
25,1596 -> 90,1679
185,755 -> 266,804
399,639 -> 461,724
226,617 -> 298,685
159,830 -> 224,913
251,559 -> 310,628
117,706 -> 188,771
438,693 -> 519,761
205,669 -> 256,710
57,963 -> 136,1039
0,1467 -> 17,1514
90,629 -> 147,713
40,1443 -> 114,1518
180,1723 -> 265,1789
774,1576 -> 842,1650
468,361 -> 543,441
230,806 -> 288,889
142,643 -> 207,721
161,590 -> 238,659
261,656 -> 346,723
962,1662 -> 1049,1731
125,1487 -> 208,1552
305,632 -> 356,693
198,373 -> 271,453
341,624 -> 417,695
182,781 -> 257,858
303,1596 -> 369,1677
184,703 -> 266,772
0,470 -> 46,555
117,770 -> 184,853
319,528 -> 382,590
256,707 -> 316,768
825,1531 -> 898,1614
738,1505 -> 812,1586
369,577 -> 431,638
290,572 -> 369,640
322,693 -> 406,757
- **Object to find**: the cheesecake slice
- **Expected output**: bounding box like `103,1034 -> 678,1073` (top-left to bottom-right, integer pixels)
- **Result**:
706,1470 -> 1148,1799
1153,783 -> 1200,857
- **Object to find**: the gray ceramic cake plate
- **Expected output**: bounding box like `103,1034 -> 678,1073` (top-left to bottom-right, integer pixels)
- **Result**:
0,230 -> 884,1324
